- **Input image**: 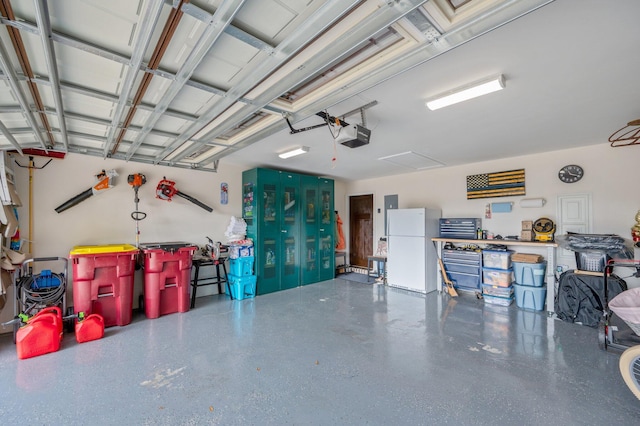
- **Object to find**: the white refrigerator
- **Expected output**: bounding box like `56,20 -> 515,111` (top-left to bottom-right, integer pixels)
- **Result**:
386,208 -> 441,294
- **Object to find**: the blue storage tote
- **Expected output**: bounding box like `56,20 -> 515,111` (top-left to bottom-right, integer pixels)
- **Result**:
229,256 -> 254,276
229,244 -> 254,259
513,261 -> 546,286
514,283 -> 546,311
227,274 -> 256,300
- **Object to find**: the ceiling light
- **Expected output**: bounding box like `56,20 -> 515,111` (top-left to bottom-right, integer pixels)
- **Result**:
278,146 -> 309,159
425,74 -> 505,111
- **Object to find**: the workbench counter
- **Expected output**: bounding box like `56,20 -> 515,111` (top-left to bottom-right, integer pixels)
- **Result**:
432,238 -> 558,314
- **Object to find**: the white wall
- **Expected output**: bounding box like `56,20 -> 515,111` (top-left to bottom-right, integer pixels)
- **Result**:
345,143 -> 635,241
0,155 -> 348,329
0,153 -> 246,328
333,180 -> 347,228
343,143 -> 639,286
14,152 -> 245,255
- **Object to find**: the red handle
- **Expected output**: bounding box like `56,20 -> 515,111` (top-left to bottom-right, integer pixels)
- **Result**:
81,313 -> 104,326
31,306 -> 62,321
28,312 -> 63,341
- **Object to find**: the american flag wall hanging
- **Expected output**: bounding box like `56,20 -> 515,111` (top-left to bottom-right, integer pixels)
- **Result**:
466,169 -> 525,199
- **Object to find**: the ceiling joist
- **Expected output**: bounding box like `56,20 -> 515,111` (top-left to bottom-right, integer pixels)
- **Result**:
0,0 -> 555,172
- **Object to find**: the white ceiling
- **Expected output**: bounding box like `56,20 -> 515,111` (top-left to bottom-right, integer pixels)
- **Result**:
1,0 -> 639,181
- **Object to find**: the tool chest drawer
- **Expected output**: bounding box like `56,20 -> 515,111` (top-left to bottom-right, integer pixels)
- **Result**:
447,271 -> 481,290
442,249 -> 481,265
443,261 -> 480,275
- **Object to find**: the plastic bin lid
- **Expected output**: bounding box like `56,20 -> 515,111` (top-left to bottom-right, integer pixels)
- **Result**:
481,283 -> 514,289
482,267 -> 513,272
139,242 -> 196,251
70,244 -> 139,255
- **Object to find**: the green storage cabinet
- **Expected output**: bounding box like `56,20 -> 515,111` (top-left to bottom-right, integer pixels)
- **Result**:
318,178 -> 335,282
243,168 -> 280,295
300,175 -> 335,285
301,175 -> 333,284
300,175 -> 318,285
279,172 -> 301,291
243,168 -> 334,294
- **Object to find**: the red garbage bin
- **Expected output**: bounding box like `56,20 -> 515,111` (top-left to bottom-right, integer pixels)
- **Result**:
139,243 -> 197,319
70,244 -> 139,327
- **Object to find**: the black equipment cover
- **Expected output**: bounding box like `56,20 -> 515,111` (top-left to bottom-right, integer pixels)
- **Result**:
555,270 -> 627,327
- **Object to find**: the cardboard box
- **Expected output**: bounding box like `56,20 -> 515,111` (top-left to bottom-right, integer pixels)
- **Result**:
522,220 -> 533,231
512,252 -> 544,263
520,230 -> 534,241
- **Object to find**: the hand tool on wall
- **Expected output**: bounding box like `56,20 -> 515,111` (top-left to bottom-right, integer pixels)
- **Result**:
155,177 -> 213,212
55,169 -> 118,213
127,173 -> 147,248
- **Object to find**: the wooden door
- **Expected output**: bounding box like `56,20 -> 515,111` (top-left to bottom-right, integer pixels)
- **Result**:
349,194 -> 373,267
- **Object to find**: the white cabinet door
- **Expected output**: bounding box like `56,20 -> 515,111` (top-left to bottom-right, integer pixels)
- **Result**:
557,193 -> 592,267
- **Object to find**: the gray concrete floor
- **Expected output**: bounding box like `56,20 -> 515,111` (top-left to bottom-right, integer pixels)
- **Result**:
1,278 -> 639,425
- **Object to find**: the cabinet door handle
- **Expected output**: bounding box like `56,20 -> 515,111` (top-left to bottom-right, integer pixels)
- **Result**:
281,230 -> 287,233
319,228 -> 324,232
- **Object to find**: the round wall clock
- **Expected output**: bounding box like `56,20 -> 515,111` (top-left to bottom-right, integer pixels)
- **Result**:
558,164 -> 584,183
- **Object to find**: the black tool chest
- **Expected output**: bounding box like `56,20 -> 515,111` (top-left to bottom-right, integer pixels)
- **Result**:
442,248 -> 481,291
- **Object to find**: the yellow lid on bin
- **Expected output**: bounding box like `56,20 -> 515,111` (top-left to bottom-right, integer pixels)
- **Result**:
70,244 -> 139,255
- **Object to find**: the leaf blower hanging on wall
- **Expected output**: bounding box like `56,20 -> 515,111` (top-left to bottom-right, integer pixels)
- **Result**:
155,177 -> 213,212
55,169 -> 118,213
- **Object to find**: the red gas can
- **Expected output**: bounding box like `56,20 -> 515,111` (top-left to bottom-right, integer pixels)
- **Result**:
30,306 -> 63,339
75,313 -> 105,343
16,311 -> 62,360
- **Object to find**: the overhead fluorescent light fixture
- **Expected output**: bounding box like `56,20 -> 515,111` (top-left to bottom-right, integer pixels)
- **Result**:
425,74 -> 505,111
278,146 -> 309,159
